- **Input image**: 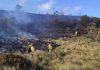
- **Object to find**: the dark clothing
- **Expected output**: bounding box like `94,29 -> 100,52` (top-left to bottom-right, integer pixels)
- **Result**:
28,47 -> 31,53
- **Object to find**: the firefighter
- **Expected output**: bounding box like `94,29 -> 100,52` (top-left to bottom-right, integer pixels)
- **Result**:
47,42 -> 53,53
75,31 -> 78,36
28,43 -> 35,56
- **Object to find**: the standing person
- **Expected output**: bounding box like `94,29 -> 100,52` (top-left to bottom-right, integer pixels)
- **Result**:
28,43 -> 35,56
47,42 -> 53,53
75,31 -> 78,36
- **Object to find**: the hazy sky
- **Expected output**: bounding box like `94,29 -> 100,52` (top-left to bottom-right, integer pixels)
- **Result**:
0,0 -> 100,17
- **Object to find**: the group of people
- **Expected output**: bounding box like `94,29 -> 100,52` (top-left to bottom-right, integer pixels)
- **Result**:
20,40 -> 53,55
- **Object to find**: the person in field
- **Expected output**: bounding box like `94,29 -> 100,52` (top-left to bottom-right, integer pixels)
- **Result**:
28,43 -> 35,56
47,40 -> 53,53
75,31 -> 78,36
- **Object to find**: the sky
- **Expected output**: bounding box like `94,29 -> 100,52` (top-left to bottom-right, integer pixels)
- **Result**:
0,0 -> 100,17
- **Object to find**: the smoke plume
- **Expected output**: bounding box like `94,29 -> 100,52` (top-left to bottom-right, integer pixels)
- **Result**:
18,0 -> 26,6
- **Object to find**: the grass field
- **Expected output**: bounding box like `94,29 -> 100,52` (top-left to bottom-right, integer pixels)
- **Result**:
0,36 -> 100,70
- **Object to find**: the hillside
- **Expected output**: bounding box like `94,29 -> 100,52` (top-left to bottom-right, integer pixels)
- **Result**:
0,10 -> 100,70
0,36 -> 100,70
0,10 -> 80,39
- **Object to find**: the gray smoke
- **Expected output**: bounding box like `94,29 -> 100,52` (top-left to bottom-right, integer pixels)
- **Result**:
0,10 -> 39,40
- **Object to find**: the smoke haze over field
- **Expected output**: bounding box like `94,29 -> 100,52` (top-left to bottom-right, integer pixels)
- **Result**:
0,10 -> 38,40
0,10 -> 81,39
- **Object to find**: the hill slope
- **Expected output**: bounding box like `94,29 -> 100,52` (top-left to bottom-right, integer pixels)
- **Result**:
0,36 -> 100,70
0,10 -> 81,38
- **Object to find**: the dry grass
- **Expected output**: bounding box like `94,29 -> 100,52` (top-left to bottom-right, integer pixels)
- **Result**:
0,53 -> 36,70
31,36 -> 100,70
0,36 -> 100,70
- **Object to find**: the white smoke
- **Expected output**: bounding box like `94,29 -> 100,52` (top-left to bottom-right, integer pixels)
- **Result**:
38,0 -> 54,11
18,0 -> 26,6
